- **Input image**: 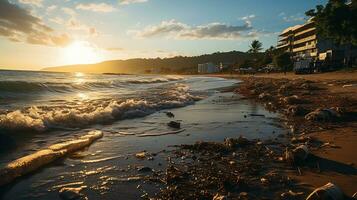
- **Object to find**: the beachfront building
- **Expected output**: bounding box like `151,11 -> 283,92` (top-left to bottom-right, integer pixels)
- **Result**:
277,18 -> 356,71
277,19 -> 320,61
197,62 -> 219,74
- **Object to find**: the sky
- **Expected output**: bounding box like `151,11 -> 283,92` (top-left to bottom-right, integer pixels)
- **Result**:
0,0 -> 328,70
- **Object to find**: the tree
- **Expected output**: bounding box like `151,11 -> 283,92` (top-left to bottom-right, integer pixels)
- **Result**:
248,40 -> 263,53
274,52 -> 292,72
306,0 -> 357,45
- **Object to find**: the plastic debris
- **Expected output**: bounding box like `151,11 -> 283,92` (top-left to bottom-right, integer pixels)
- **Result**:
306,182 -> 344,200
167,121 -> 181,129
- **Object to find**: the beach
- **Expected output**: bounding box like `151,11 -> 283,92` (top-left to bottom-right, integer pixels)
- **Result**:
223,71 -> 357,197
0,71 -> 284,199
0,70 -> 356,199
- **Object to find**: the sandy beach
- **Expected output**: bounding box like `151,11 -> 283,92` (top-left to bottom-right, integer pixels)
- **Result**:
219,71 -> 357,197
0,71 -> 356,199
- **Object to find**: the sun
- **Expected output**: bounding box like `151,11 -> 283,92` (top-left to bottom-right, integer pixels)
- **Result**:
62,41 -> 102,65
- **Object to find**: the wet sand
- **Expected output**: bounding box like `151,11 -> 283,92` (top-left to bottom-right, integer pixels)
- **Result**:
0,85 -> 287,199
220,71 -> 357,197
1,72 -> 356,199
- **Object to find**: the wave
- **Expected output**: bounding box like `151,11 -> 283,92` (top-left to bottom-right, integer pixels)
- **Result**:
126,75 -> 184,84
0,76 -> 184,95
0,84 -> 203,132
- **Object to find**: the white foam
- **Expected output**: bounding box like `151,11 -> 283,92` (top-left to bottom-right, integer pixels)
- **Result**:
0,84 -> 202,132
0,130 -> 103,186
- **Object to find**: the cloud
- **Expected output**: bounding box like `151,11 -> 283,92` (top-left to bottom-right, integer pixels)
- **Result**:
62,7 -> 76,16
0,0 -> 71,46
131,19 -> 257,40
135,20 -> 188,37
241,14 -> 255,21
76,3 -> 115,12
65,17 -> 99,37
105,47 -> 124,51
49,17 -> 64,24
18,0 -> 43,7
119,0 -> 148,5
46,5 -> 57,13
280,13 -> 305,22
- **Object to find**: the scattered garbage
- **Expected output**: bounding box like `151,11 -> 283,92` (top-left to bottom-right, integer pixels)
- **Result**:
135,151 -> 147,159
154,137 -> 294,199
167,121 -> 181,129
285,145 -> 309,164
212,193 -> 227,200
286,105 -> 308,116
305,108 -> 340,121
258,92 -> 272,100
165,111 -> 175,118
342,84 -> 357,88
223,136 -> 251,148
306,182 -> 344,200
282,95 -> 305,105
137,166 -> 153,173
291,136 -> 311,144
280,190 -> 304,199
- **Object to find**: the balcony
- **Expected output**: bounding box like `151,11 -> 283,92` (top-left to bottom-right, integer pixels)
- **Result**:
292,43 -> 316,53
294,27 -> 316,37
293,35 -> 316,45
277,43 -> 290,49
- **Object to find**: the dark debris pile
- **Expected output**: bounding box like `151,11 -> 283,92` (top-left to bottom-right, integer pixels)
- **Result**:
151,137 -> 306,200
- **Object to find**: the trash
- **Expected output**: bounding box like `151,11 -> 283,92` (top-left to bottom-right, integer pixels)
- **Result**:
135,151 -> 147,159
342,84 -> 357,88
285,145 -> 309,164
286,105 -> 307,116
291,136 -> 311,144
212,193 -> 227,200
282,95 -> 305,105
305,108 -> 340,121
223,136 -> 251,149
280,190 -> 304,199
59,186 -> 87,200
137,166 -> 153,173
352,192 -> 357,199
165,112 -> 175,118
306,182 -> 344,200
258,92 -> 272,100
167,121 -> 181,129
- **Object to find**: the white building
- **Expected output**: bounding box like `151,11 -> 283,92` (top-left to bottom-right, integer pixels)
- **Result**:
197,62 -> 219,74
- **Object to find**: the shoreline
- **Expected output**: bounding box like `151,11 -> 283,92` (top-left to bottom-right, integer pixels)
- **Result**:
219,72 -> 357,196
0,72 -> 355,199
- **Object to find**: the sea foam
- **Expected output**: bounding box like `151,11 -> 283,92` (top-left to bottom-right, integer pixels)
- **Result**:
0,83 -> 203,132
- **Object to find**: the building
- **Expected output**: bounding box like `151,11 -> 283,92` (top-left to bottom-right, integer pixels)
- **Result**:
197,62 -> 219,74
277,18 -> 356,71
277,19 -> 319,60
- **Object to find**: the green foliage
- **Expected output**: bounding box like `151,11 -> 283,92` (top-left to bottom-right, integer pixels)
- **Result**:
274,52 -> 292,70
306,0 -> 357,45
44,51 -> 264,74
248,40 -> 263,53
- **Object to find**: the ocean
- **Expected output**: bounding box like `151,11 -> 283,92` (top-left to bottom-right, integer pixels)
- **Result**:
0,70 -> 285,199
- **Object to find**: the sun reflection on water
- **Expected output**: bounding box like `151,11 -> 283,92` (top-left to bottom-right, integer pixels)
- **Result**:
77,93 -> 88,100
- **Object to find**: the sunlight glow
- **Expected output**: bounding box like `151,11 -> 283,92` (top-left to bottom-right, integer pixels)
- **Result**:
62,41 -> 103,65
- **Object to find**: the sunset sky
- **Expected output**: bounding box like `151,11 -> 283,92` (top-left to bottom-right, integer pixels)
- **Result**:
0,0 -> 327,70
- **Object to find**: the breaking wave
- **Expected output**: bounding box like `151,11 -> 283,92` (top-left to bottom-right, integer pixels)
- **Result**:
0,84 -> 203,132
126,75 -> 184,84
0,76 -> 184,94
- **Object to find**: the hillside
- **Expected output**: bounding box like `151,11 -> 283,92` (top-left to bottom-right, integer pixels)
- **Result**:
42,51 -> 263,74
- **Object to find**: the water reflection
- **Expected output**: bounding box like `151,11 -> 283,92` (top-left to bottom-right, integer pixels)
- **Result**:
77,93 -> 88,100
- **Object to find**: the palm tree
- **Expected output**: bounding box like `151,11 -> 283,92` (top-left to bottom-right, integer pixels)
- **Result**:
248,40 -> 263,53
